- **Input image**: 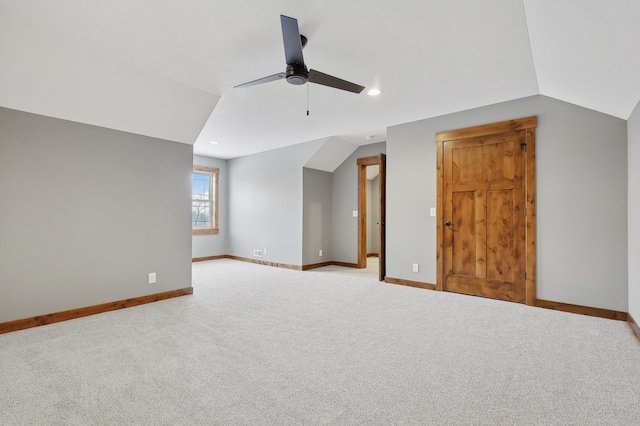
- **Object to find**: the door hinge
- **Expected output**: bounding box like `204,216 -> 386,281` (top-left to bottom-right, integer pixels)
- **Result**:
524,207 -> 527,217
521,142 -> 527,151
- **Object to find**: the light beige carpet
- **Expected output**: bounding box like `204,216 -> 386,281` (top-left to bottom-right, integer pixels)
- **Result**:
1,259 -> 639,425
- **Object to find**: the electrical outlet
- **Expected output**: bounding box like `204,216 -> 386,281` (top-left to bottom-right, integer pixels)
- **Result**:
148,272 -> 156,284
319,249 -> 323,257
352,210 -> 358,217
253,249 -> 263,258
412,264 -> 419,273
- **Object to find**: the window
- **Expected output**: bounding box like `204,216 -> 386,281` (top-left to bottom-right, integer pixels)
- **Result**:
192,166 -> 219,235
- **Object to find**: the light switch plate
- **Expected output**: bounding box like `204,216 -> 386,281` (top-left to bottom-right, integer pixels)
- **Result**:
430,208 -> 436,217
353,210 -> 358,217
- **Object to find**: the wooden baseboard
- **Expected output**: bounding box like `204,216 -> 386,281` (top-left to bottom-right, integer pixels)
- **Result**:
230,257 -> 360,271
226,255 -> 303,271
302,262 -> 335,271
628,313 -> 640,343
331,261 -> 360,268
195,255 -> 361,272
192,255 -> 229,262
534,298 -> 627,321
367,253 -> 379,258
0,287 -> 193,335
302,261 -> 363,270
385,277 -> 437,291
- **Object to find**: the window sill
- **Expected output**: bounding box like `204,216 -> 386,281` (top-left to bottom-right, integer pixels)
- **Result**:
192,228 -> 220,235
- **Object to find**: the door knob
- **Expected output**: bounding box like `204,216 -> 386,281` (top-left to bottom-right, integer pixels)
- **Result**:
445,221 -> 452,227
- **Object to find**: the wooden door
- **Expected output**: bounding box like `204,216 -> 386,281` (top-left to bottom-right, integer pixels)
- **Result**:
378,153 -> 386,281
436,117 -> 537,304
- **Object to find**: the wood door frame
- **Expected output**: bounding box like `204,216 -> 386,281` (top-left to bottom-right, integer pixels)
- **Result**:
436,116 -> 537,305
357,155 -> 386,280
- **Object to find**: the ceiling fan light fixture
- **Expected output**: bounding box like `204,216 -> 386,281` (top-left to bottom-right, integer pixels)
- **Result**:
368,88 -> 381,96
285,64 -> 309,85
286,74 -> 308,85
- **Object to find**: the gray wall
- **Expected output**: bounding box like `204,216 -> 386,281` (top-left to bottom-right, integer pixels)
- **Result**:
367,175 -> 380,254
331,143 -> 386,264
302,168 -> 332,265
192,155 -> 229,258
628,100 -> 640,320
387,95 -> 628,312
0,107 -> 192,323
228,140 -> 323,266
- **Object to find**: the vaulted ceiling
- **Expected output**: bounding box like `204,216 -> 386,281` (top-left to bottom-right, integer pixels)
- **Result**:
1,1 -> 639,159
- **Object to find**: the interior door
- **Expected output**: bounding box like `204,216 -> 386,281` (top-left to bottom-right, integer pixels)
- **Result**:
378,153 -> 386,281
442,131 -> 526,302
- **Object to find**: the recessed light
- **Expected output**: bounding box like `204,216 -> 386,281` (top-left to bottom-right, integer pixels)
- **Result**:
367,88 -> 381,96
209,141 -> 218,145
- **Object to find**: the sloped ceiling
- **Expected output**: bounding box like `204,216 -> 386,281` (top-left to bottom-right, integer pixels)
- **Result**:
304,137 -> 358,173
0,1 -> 638,158
524,0 -> 640,119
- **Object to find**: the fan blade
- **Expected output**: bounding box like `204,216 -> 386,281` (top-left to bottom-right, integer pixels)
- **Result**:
234,72 -> 287,88
281,15 -> 304,66
308,69 -> 365,94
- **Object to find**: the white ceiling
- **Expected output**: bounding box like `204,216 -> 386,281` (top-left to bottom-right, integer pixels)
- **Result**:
367,165 -> 380,181
1,1 -> 639,159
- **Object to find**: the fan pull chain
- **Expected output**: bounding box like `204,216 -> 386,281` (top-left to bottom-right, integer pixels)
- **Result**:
307,83 -> 310,116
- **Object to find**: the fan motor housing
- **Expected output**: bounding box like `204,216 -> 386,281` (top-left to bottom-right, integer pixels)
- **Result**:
286,64 -> 308,85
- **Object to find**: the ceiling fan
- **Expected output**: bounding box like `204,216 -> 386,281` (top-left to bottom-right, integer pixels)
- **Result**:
234,15 -> 365,94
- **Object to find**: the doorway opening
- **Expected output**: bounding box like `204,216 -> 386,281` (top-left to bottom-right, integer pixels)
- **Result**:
357,154 -> 386,281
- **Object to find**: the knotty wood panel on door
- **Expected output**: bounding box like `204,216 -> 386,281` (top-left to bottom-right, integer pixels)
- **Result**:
436,117 -> 537,305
